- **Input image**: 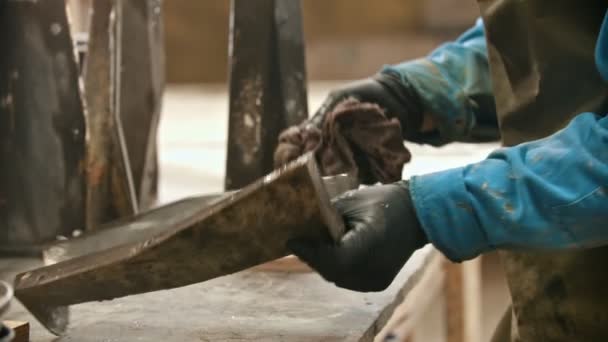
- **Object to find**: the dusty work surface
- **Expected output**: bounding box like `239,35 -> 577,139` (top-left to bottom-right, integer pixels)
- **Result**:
2,246 -> 437,341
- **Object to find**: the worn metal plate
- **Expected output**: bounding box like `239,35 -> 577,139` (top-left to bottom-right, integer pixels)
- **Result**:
0,0 -> 87,249
43,193 -> 229,265
14,154 -> 344,335
225,0 -> 308,190
225,0 -> 278,190
120,0 -> 164,210
274,0 -> 309,126
83,0 -> 138,231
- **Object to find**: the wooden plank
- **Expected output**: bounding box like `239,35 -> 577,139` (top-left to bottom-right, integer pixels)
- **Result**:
444,258 -> 483,342
374,252 -> 445,341
462,258 -> 482,342
0,0 -> 87,250
4,321 -> 29,342
14,154 -> 344,335
4,247 -> 439,341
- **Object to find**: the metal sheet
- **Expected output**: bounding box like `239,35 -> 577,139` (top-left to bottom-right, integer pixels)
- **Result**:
43,193 -> 229,264
274,0 -> 308,126
225,0 -> 309,190
14,154 -> 344,335
83,0 -> 138,231
0,0 -> 87,249
322,174 -> 359,199
120,0 -> 164,210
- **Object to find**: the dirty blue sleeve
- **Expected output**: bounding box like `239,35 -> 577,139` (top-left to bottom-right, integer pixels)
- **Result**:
409,112 -> 608,262
382,19 -> 498,145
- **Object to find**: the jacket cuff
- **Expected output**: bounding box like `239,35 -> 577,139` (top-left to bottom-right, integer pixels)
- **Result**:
381,61 -> 474,146
409,167 -> 490,262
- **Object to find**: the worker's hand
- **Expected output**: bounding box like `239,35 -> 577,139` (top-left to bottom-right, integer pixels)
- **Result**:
288,181 -> 428,292
274,73 -> 424,167
308,73 -> 422,131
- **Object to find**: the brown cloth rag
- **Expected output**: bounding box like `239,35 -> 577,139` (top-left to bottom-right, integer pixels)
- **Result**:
274,99 -> 411,184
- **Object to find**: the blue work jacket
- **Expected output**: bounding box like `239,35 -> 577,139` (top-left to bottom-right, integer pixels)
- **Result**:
383,13 -> 608,262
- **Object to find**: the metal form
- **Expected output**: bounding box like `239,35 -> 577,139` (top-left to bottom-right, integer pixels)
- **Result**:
14,154 -> 344,335
274,0 -> 309,129
0,0 -> 87,250
84,0 -> 137,231
322,174 -> 359,199
119,0 -> 164,210
84,0 -> 164,230
225,0 -> 309,190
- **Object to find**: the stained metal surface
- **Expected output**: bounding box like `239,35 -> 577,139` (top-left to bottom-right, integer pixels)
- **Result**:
84,0 -> 164,229
14,154 -> 344,335
225,0 -> 308,190
0,0 -> 87,249
274,0 -> 309,127
43,193 -> 229,265
322,174 -> 359,199
120,0 -> 164,210
112,0 -> 140,216
83,0 -> 138,231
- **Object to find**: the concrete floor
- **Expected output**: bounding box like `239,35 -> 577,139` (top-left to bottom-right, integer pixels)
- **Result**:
157,83 -> 511,341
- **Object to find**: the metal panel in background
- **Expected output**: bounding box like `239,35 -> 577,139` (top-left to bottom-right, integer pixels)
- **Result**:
0,0 -> 87,252
225,0 -> 308,190
83,0 -> 138,231
84,0 -> 164,230
275,0 -> 309,126
120,0 -> 164,210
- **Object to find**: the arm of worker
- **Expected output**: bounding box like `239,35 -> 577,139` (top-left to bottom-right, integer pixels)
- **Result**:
382,18 -> 498,145
275,19 -> 498,167
412,112 -> 608,261
289,112 -> 608,291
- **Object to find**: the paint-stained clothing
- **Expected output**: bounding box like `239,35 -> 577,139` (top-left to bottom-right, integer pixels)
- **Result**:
387,2 -> 608,341
383,19 -> 500,146
412,112 -> 608,261
384,11 -> 608,262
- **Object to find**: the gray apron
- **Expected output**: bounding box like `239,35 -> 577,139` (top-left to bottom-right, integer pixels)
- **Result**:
476,0 -> 608,340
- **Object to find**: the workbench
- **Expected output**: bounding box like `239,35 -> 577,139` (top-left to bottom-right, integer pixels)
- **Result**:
2,247 -> 440,341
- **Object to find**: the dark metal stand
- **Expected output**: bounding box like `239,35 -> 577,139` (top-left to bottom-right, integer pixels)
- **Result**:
0,0 -> 165,249
0,0 -> 87,250
225,0 -> 309,190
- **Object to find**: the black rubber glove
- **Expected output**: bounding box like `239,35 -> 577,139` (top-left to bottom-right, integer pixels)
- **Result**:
308,73 -> 424,138
287,181 -> 428,292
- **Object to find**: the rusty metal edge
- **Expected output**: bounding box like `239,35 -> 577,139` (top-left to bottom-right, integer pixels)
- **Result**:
14,153 -> 343,335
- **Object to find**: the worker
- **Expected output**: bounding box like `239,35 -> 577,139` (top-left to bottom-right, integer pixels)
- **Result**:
279,2 -> 608,341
